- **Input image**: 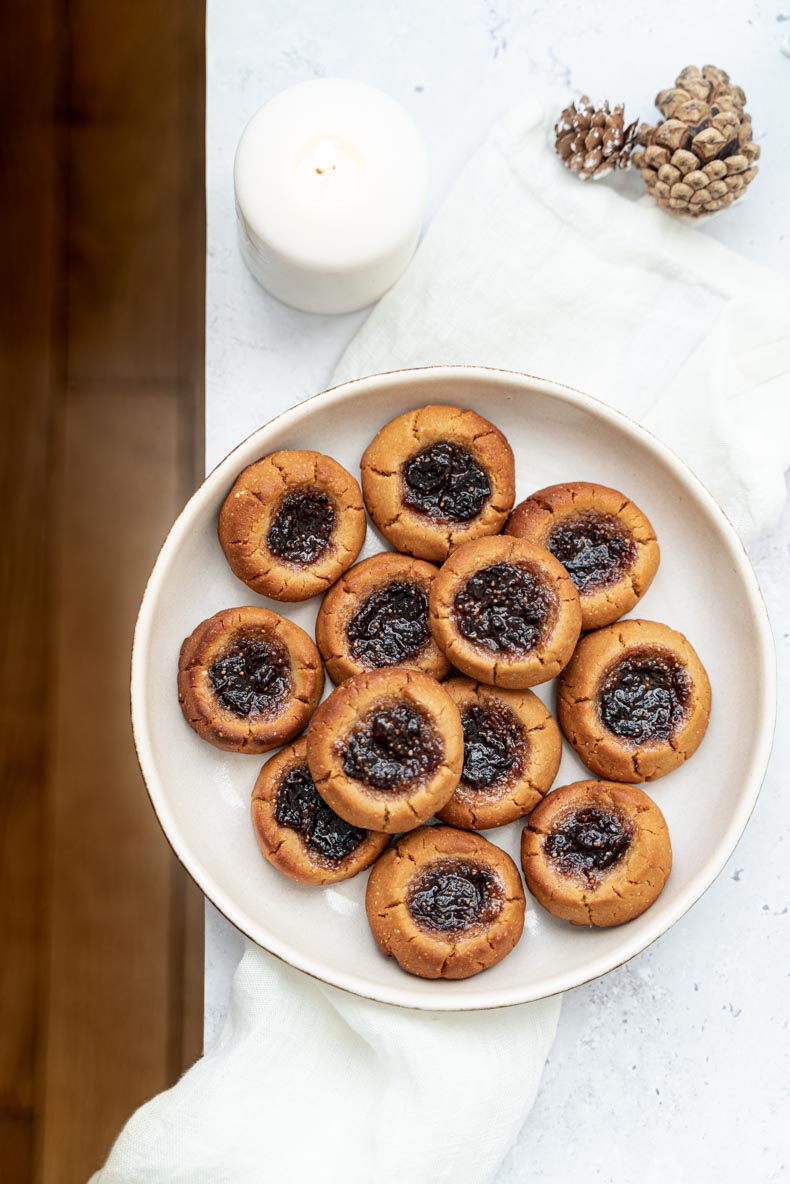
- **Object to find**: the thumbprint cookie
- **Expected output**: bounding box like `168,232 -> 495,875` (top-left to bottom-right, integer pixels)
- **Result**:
251,740 -> 389,885
305,668 -> 463,833
436,678 -> 562,830
360,404 -> 515,562
521,780 -> 672,927
315,551 -> 450,685
557,619 -> 711,782
366,826 -> 525,979
506,482 -> 659,630
218,449 -> 366,601
429,536 -> 582,688
178,606 -> 324,753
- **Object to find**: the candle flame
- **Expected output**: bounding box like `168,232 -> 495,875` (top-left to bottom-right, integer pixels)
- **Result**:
314,138 -> 338,174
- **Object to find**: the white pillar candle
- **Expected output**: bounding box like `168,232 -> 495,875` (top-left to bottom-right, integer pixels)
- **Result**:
234,79 -> 429,315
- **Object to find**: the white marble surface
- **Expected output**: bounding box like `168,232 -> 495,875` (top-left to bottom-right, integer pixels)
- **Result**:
206,3 -> 790,1178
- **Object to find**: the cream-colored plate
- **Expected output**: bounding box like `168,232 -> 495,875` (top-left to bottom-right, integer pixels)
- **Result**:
131,366 -> 775,1010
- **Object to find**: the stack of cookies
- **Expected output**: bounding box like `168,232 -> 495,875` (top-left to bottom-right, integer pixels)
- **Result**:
177,404 -> 711,980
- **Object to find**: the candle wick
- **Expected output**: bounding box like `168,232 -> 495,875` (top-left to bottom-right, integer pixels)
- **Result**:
315,164 -> 337,174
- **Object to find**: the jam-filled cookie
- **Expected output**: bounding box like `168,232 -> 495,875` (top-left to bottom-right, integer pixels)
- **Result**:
305,668 -> 463,833
178,606 -> 324,753
366,825 -> 525,979
251,740 -> 389,885
436,678 -> 562,830
315,551 -> 450,685
218,450 -> 366,601
360,404 -> 515,562
429,536 -> 582,688
521,780 -> 672,927
557,619 -> 711,782
506,482 -> 659,630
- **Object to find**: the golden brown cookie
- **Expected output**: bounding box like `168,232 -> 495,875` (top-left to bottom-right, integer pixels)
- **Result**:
305,668 -> 463,833
366,825 -> 525,979
250,740 -> 389,885
557,619 -> 711,782
506,482 -> 660,630
429,536 -> 582,689
315,551 -> 451,686
218,449 -> 366,601
178,606 -> 324,754
521,780 -> 672,927
436,678 -> 562,830
360,404 -> 515,562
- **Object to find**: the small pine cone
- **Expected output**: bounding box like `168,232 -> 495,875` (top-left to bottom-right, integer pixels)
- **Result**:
633,65 -> 759,217
554,96 -> 638,180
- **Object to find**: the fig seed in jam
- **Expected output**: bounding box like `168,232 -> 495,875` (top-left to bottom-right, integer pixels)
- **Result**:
598,650 -> 690,744
460,702 -> 525,792
547,511 -> 637,593
267,488 -> 336,565
407,859 -> 504,933
274,764 -> 367,862
342,703 -> 442,790
347,582 -> 430,668
209,631 -> 291,718
543,806 -> 632,885
454,562 -> 555,653
402,442 -> 491,522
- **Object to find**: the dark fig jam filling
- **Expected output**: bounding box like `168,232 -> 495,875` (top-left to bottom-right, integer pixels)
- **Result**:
342,702 -> 442,791
209,631 -> 291,718
453,562 -> 555,654
274,763 -> 367,862
407,859 -> 504,934
598,649 -> 691,744
547,511 -> 637,593
402,441 -> 491,522
543,806 -> 633,885
347,581 -> 430,668
460,702 -> 526,793
267,488 -> 336,565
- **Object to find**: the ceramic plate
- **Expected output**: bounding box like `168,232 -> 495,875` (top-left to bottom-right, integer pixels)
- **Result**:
131,366 -> 775,1010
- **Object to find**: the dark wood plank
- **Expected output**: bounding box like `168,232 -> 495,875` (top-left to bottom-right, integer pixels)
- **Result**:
177,0 -> 207,492
0,2 -> 60,1179
0,1117 -> 33,1184
0,3 -> 206,1177
65,1 -> 188,384
40,390 -> 183,1183
169,867 -> 206,1079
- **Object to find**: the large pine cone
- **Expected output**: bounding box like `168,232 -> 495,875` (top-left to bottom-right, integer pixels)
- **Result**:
554,97 -> 637,180
633,65 -> 759,216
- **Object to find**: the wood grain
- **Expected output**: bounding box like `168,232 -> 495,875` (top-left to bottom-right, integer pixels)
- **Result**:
0,2 -> 206,1181
39,392 -> 182,1180
0,2 -> 60,1178
65,2 -> 187,384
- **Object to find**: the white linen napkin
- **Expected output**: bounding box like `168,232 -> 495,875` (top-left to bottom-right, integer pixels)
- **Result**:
93,96 -> 790,1184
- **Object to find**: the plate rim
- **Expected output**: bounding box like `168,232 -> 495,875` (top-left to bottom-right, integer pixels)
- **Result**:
131,364 -> 777,1011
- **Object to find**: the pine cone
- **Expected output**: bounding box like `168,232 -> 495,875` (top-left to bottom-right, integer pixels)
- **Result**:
633,65 -> 760,217
554,97 -> 637,180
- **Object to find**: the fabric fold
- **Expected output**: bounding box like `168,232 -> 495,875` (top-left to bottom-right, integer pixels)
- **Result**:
92,942 -> 560,1184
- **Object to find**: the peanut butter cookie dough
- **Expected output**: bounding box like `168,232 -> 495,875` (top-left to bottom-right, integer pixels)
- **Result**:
306,668 -> 463,834
315,551 -> 450,685
429,536 -> 582,688
521,780 -> 672,927
366,825 -> 525,979
178,606 -> 324,754
218,449 -> 366,601
360,404 -> 515,562
436,678 -> 562,830
557,619 -> 711,782
506,482 -> 659,631
251,740 -> 389,885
